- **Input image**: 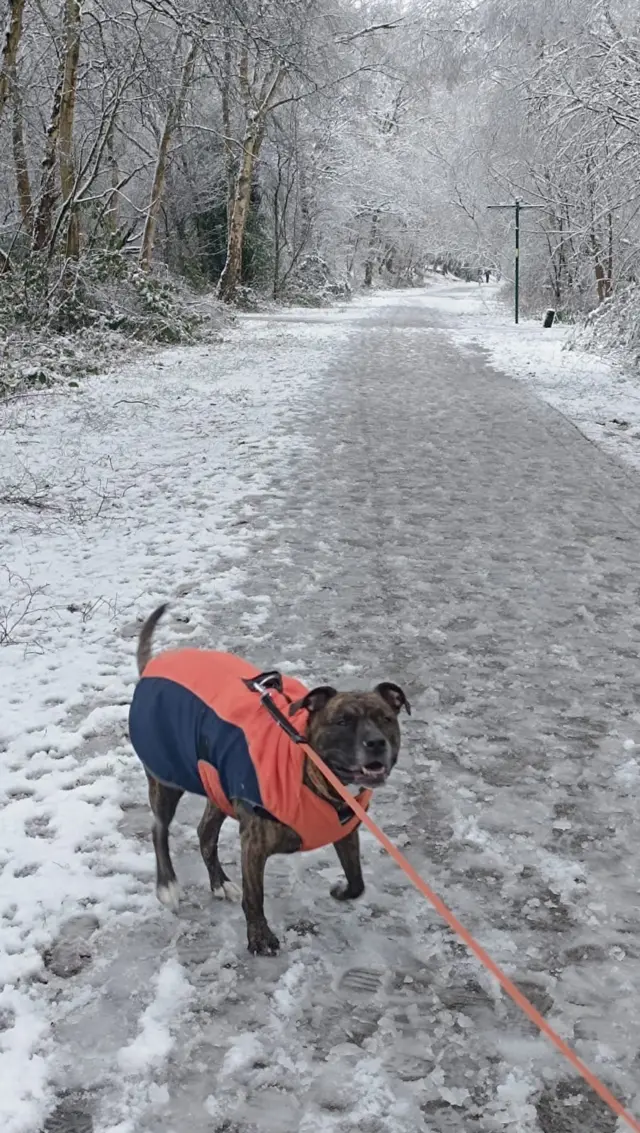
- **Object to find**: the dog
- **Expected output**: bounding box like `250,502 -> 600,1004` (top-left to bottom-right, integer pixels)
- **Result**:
128,605 -> 410,955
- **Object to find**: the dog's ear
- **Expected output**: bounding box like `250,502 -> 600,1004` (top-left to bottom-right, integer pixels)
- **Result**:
289,686 -> 338,717
375,682 -> 411,716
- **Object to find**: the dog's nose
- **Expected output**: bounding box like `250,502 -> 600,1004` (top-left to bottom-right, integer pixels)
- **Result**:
363,737 -> 387,761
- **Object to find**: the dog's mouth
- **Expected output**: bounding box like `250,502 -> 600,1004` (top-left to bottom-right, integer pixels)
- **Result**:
353,762 -> 389,787
320,750 -> 389,788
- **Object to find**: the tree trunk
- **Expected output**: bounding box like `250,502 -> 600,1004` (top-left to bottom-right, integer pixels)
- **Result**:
139,38 -> 197,271
272,161 -> 282,299
555,213 -> 565,304
346,234 -> 359,275
606,209 -> 614,296
363,211 -> 379,287
32,73 -> 63,251
591,231 -> 612,304
104,122 -> 119,234
217,125 -> 259,300
217,59 -> 284,302
58,0 -> 81,260
594,257 -> 612,303
12,76 -> 32,225
221,24 -> 235,235
297,158 -> 312,251
0,0 -> 26,123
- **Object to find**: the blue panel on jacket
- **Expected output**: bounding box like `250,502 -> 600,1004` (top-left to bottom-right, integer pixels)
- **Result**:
129,676 -> 265,810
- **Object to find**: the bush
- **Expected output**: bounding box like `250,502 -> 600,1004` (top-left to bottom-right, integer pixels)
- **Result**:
571,283 -> 640,368
0,249 -> 226,399
281,253 -> 351,306
0,250 -> 220,344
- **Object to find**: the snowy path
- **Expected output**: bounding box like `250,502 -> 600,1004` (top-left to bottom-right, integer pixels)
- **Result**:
2,284 -> 640,1133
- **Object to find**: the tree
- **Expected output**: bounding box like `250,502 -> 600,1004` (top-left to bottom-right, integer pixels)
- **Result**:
58,0 -> 81,260
0,0 -> 26,123
139,35 -> 198,270
216,38 -> 284,299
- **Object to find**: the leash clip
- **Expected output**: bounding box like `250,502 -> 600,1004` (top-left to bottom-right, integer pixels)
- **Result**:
243,670 -> 283,696
244,670 -> 307,744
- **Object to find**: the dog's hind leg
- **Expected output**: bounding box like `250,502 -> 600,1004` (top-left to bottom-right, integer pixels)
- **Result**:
197,801 -> 240,901
147,772 -> 183,910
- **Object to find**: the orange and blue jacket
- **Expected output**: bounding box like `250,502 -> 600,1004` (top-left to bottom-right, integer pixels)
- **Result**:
128,649 -> 371,852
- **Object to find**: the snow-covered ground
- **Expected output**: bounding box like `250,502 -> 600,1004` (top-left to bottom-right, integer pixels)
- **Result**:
0,311 -> 357,1132
422,282 -> 640,474
2,282 -> 640,1133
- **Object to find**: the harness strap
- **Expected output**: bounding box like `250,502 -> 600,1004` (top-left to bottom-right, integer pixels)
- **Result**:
245,672 -> 357,823
243,671 -> 306,742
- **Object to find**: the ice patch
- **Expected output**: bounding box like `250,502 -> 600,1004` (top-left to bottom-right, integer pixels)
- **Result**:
615,759 -> 640,786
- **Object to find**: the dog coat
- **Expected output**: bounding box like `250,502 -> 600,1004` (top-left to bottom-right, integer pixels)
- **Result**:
129,649 -> 371,852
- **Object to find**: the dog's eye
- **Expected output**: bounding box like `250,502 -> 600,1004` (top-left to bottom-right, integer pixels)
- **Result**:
333,715 -> 350,727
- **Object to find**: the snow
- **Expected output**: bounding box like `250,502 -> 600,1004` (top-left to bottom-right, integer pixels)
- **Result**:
220,1031 -> 266,1076
2,282 -> 640,1133
418,281 -> 640,476
0,312 -> 354,1133
0,994 -> 50,1133
118,958 -> 192,1074
494,1071 -> 538,1129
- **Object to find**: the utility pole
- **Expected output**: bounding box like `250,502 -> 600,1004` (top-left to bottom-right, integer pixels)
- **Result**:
487,199 -> 543,324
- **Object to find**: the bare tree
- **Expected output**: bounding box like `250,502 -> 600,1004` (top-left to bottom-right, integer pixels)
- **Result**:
11,72 -> 32,225
0,0 -> 26,122
139,35 -> 198,271
216,45 -> 284,299
58,0 -> 81,259
31,73 -> 64,252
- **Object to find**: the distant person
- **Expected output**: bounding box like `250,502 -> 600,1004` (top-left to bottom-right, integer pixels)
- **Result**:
484,269 -> 491,283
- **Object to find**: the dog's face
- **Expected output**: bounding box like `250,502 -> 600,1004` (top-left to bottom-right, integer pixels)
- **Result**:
290,683 -> 410,789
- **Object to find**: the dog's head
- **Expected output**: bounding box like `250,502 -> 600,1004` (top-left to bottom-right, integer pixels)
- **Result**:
289,683 -> 411,789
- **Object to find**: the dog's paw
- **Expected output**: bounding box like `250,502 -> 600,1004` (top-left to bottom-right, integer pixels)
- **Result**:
330,881 -> 365,902
212,880 -> 242,902
157,881 -> 181,911
247,925 -> 280,956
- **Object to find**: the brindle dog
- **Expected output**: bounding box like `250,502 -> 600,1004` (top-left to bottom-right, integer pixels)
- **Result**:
136,608 -> 410,955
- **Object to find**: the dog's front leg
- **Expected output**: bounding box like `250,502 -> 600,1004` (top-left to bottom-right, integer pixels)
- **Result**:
236,803 -> 300,955
331,826 -> 365,901
240,834 -> 279,955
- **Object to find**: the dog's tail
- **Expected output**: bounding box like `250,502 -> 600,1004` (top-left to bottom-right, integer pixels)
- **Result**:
137,603 -> 168,675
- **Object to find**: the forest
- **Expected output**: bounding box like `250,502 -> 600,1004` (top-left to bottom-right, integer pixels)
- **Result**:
1,0 -> 639,362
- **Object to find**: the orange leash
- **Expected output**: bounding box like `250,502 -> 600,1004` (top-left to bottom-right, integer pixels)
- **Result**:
301,740 -> 640,1132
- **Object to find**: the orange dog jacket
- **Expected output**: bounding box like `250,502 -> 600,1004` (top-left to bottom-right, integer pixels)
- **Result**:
129,649 -> 371,851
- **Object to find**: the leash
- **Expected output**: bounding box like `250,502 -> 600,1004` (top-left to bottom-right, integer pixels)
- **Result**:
246,673 -> 640,1132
